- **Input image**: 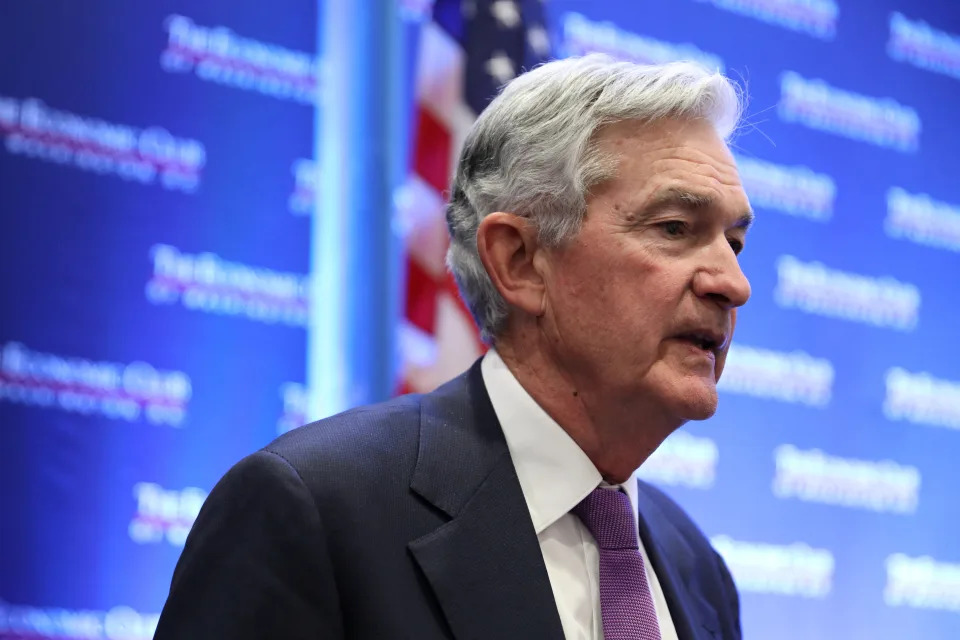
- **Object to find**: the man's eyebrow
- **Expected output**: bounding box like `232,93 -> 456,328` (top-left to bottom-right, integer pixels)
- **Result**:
643,187 -> 716,211
644,187 -> 754,230
736,209 -> 755,231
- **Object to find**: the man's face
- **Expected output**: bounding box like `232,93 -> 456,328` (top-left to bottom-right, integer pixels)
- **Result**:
538,117 -> 752,423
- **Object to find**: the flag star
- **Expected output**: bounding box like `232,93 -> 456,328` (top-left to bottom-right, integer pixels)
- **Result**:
490,0 -> 521,29
485,51 -> 516,83
527,24 -> 550,56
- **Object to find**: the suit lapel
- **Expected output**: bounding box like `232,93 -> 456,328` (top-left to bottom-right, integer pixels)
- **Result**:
408,362 -> 564,640
635,481 -> 721,640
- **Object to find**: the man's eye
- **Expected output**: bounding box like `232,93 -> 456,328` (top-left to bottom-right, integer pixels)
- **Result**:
660,221 -> 687,236
729,238 -> 744,255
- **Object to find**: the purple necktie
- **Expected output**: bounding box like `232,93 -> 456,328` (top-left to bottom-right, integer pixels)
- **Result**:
573,487 -> 662,640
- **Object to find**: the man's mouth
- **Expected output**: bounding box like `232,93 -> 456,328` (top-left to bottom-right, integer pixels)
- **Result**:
672,329 -> 726,353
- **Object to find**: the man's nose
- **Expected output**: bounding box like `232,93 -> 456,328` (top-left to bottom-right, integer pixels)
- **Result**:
692,241 -> 752,309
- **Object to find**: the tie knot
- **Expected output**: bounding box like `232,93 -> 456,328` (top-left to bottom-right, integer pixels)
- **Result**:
572,487 -> 639,551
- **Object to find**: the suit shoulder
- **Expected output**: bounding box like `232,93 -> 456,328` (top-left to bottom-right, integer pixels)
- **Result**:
636,479 -> 713,545
637,478 -> 741,632
261,393 -> 424,488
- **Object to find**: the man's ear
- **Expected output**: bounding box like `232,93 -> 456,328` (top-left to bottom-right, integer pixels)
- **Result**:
476,212 -> 545,318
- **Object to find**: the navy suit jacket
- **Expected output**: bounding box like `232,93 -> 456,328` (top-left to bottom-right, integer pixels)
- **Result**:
154,361 -> 741,639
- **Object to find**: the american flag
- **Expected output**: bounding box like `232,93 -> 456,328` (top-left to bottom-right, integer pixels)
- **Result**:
397,0 -> 552,394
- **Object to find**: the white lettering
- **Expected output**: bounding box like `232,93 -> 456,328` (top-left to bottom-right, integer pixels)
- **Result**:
162,14 -> 321,105
886,553 -> 960,612
775,255 -> 920,331
563,12 -> 725,72
712,535 -> 834,597
779,72 -> 921,152
773,444 -> 920,513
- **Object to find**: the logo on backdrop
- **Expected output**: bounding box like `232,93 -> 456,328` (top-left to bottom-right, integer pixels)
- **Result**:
0,342 -> 191,426
718,344 -> 834,407
888,12 -> 960,81
288,158 -> 319,215
694,0 -> 839,40
778,72 -> 921,152
885,553 -> 960,613
277,381 -> 309,434
711,535 -> 835,598
884,367 -> 960,431
734,155 -> 835,222
885,187 -> 960,253
129,482 -> 207,547
772,444 -> 921,514
0,96 -> 205,191
161,15 -> 321,105
561,12 -> 725,71
637,431 -> 718,489
0,601 -> 158,640
146,244 -> 310,327
774,255 -> 921,331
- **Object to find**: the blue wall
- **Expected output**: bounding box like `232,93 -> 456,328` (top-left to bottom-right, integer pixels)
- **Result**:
0,2 -> 318,632
1,1 -> 958,638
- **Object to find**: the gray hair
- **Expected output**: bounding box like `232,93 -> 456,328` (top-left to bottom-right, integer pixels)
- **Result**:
445,53 -> 744,342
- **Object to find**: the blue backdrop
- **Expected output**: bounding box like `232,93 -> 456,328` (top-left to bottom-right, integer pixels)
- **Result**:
0,2 -> 318,635
1,1 -> 958,639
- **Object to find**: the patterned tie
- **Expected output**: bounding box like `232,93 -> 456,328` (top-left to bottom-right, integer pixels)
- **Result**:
573,487 -> 662,640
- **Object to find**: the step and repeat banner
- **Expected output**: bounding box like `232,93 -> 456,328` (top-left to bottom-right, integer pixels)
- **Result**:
0,2 -> 319,636
1,1 -> 958,639
542,1 -> 959,638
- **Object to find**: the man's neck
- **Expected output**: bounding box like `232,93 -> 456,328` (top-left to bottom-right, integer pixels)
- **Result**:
493,336 -> 681,484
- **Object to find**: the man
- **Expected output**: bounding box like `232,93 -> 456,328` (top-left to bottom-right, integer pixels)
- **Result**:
154,54 -> 752,640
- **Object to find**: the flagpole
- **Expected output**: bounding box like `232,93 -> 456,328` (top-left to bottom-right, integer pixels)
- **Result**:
308,0 -> 406,420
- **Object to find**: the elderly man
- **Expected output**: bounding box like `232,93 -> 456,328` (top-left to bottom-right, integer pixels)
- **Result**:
155,54 -> 752,640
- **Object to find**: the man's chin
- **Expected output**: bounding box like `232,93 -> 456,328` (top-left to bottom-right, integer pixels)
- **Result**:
674,381 -> 719,421
683,401 -> 718,421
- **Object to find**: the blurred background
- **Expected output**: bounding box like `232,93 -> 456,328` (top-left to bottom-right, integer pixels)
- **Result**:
1,1 -> 958,638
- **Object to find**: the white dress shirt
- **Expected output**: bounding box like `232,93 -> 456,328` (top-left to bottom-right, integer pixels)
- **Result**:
481,350 -> 680,640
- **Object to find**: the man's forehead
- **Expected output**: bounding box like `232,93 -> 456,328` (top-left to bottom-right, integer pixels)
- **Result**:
616,155 -> 749,207
597,119 -> 740,181
589,117 -> 748,208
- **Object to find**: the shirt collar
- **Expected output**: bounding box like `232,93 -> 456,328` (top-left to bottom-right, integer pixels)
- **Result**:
481,349 -> 640,534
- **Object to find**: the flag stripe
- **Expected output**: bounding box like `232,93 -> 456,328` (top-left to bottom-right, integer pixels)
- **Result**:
400,0 -> 550,393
